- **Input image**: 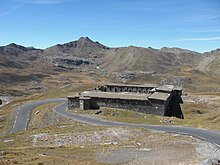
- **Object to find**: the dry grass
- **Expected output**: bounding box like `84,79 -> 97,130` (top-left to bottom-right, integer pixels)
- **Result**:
0,96 -> 42,135
0,123 -> 105,165
28,103 -> 59,130
0,147 -> 98,165
0,71 -> 102,135
71,107 -> 163,125
178,102 -> 220,130
70,96 -> 220,131
0,68 -> 220,164
0,124 -> 200,165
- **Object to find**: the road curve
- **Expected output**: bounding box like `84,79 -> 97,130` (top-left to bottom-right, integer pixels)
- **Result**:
54,102 -> 220,148
11,98 -> 66,133
10,98 -> 220,148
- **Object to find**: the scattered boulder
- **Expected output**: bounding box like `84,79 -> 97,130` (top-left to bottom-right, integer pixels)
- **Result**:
201,158 -> 220,165
51,57 -> 91,69
161,76 -> 192,87
95,110 -> 102,114
160,117 -> 175,124
112,71 -> 155,83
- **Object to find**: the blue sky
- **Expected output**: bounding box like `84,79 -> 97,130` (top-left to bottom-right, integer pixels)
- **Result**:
0,0 -> 220,52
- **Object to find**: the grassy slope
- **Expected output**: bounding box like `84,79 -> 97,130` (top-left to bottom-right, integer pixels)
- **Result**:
1,70 -> 219,137
0,72 -> 219,164
70,102 -> 220,131
0,122 -> 106,165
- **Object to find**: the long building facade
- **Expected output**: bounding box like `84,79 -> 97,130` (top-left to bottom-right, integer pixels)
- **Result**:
67,84 -> 184,118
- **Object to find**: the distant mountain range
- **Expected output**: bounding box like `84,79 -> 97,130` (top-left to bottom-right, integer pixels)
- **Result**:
0,37 -> 220,94
1,37 -> 219,75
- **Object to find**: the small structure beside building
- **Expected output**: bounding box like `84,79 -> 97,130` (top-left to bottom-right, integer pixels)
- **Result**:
68,83 -> 184,119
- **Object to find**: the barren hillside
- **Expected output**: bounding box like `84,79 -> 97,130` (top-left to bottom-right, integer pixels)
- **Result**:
0,37 -> 220,94
101,46 -> 202,73
196,49 -> 220,76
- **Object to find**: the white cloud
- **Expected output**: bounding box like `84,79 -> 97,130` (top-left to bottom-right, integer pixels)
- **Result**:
0,5 -> 23,16
177,37 -> 220,41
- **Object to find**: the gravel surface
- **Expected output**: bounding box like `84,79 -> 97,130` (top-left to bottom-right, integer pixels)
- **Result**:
30,127 -> 220,164
96,148 -> 150,164
193,139 -> 220,165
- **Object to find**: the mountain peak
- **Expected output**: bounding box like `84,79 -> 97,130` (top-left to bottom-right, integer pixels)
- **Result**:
4,43 -> 29,52
7,43 -> 23,48
75,37 -> 109,49
160,47 -> 200,55
210,48 -> 220,53
77,36 -> 94,45
78,36 -> 91,41
8,43 -> 17,46
5,43 -> 37,51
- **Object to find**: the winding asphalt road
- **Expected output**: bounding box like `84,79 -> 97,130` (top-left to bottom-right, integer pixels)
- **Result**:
10,98 -> 220,148
11,98 -> 66,133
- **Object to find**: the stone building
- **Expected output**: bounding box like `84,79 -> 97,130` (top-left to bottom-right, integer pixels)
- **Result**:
98,84 -> 158,93
67,84 -> 183,118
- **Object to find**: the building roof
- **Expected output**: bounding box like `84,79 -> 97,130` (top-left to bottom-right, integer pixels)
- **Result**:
68,91 -> 171,102
156,85 -> 174,92
67,84 -> 181,102
105,83 -> 158,88
148,92 -> 171,101
79,96 -> 91,100
173,86 -> 183,91
78,91 -> 151,101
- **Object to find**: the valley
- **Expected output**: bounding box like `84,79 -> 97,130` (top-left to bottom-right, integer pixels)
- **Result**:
0,37 -> 220,164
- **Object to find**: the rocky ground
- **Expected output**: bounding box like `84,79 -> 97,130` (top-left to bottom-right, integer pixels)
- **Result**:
30,127 -> 220,165
1,94 -> 220,164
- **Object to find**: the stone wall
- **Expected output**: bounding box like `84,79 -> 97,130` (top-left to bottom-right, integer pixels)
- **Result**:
79,98 -> 91,110
103,86 -> 154,93
68,97 -> 165,116
67,83 -> 183,118
68,97 -> 79,109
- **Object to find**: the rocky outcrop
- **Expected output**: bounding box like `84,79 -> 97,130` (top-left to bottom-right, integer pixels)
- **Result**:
52,57 -> 90,69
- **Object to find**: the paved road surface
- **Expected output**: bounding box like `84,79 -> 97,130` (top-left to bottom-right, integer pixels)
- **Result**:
10,98 -> 220,148
54,102 -> 220,147
11,98 -> 66,133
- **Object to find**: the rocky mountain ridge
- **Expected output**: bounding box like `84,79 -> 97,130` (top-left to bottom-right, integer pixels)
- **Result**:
0,37 -> 220,90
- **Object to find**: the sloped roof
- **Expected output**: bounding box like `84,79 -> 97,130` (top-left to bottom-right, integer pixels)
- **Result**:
148,92 -> 171,101
156,85 -> 174,92
81,91 -> 151,101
